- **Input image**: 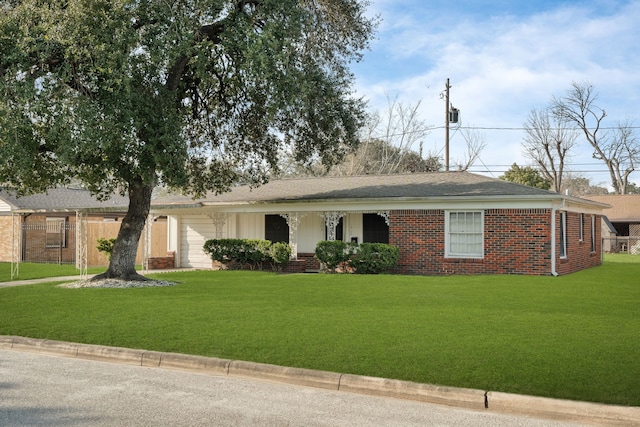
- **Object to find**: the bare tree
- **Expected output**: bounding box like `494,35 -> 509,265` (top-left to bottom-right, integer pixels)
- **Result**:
522,107 -> 578,192
454,128 -> 487,171
330,95 -> 438,176
551,82 -> 639,194
561,173 -> 609,197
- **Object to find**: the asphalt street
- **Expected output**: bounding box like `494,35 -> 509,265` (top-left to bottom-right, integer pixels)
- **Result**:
0,349 -> 584,427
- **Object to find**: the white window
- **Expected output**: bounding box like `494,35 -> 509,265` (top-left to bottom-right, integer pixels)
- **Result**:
445,211 -> 484,258
579,213 -> 584,241
46,217 -> 66,248
591,215 -> 596,252
559,212 -> 567,258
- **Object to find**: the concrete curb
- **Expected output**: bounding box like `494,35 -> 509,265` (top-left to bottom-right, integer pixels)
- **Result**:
2,335 -> 639,426
338,374 -> 486,410
228,359 -> 342,390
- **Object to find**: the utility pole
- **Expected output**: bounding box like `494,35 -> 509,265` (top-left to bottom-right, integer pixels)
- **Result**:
445,78 -> 450,171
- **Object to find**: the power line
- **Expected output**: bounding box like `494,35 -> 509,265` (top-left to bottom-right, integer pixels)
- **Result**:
365,125 -> 640,140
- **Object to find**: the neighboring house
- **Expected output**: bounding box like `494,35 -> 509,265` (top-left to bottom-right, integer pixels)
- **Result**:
0,187 -> 168,267
584,195 -> 640,253
601,216 -> 618,253
151,172 -> 609,276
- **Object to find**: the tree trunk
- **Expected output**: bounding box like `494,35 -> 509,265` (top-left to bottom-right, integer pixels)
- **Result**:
92,182 -> 153,281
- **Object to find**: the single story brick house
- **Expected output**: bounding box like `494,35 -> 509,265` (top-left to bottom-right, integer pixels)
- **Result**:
151,172 -> 609,276
0,187 -> 167,268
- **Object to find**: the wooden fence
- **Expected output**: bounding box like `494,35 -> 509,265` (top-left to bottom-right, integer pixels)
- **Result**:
86,219 -> 167,266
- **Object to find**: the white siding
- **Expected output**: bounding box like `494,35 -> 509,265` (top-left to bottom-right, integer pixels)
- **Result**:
344,213 -> 363,243
298,215 -> 324,253
236,213 -> 263,239
0,200 -> 12,212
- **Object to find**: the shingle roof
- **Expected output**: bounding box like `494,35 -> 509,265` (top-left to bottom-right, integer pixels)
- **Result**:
585,195 -> 640,221
154,172 -> 567,206
0,187 -> 129,212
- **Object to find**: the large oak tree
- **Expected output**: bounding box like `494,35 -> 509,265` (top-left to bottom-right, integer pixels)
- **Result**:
0,0 -> 376,280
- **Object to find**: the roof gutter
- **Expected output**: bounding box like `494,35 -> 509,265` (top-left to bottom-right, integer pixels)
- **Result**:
551,198 -> 566,277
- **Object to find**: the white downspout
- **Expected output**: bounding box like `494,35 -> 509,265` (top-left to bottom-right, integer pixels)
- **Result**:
551,199 -> 566,276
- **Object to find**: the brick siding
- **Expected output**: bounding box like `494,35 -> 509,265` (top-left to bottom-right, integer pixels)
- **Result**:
555,211 -> 602,275
390,209 -> 602,276
147,252 -> 175,270
283,253 -> 320,273
0,216 -> 15,262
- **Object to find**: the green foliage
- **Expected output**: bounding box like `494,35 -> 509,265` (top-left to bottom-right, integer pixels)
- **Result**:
315,240 -> 398,274
500,163 -> 551,190
0,0 -> 376,278
314,240 -> 354,272
270,242 -> 292,271
349,242 -> 399,274
0,1 -> 376,198
203,238 -> 290,271
96,238 -> 117,261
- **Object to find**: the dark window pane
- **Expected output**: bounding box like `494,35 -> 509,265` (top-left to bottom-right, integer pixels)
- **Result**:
265,215 -> 289,243
363,214 -> 389,243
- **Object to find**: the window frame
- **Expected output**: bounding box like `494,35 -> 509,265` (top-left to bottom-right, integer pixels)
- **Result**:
444,210 -> 484,259
579,213 -> 584,242
559,211 -> 567,259
590,214 -> 596,253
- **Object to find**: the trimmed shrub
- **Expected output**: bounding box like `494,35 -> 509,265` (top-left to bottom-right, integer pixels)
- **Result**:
239,239 -> 272,269
203,238 -> 244,267
314,240 -> 353,272
270,242 -> 292,271
350,242 -> 399,274
203,238 -> 290,271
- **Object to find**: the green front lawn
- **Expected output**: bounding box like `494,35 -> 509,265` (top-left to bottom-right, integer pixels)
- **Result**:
1,255 -> 639,406
0,263 -> 131,282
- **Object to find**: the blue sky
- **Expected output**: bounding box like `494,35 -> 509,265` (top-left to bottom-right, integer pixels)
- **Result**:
350,0 -> 640,188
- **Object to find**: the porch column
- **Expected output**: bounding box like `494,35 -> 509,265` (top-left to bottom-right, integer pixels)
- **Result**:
280,212 -> 306,259
144,214 -> 160,271
75,211 -> 89,279
207,212 -> 229,238
10,213 -> 22,280
322,212 -> 345,241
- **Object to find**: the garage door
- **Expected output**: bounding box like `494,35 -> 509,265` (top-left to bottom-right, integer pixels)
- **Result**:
179,216 -> 215,268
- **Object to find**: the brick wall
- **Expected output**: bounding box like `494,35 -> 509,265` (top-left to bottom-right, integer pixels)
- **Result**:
555,212 -> 602,275
283,253 -> 320,273
390,209 -> 601,276
22,215 -> 77,264
0,216 -> 15,262
147,252 -> 175,270
390,210 -> 446,275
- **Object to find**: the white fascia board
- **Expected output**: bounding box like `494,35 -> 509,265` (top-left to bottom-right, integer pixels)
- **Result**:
192,195 -> 560,214
561,198 -> 611,215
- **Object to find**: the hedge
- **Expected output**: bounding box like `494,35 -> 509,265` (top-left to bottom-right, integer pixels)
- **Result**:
315,241 -> 399,274
203,239 -> 291,271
